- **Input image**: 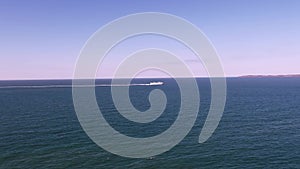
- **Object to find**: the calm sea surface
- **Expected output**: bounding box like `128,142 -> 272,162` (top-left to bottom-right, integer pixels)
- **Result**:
0,78 -> 299,168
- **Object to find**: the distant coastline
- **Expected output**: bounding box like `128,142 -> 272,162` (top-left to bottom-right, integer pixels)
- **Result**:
238,74 -> 300,78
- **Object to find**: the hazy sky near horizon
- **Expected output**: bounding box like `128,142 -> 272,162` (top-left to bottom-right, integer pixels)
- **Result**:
0,0 -> 299,79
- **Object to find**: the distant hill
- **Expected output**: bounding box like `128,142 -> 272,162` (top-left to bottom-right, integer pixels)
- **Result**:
239,74 -> 300,78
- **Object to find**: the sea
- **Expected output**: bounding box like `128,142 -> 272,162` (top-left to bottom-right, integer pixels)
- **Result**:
0,78 -> 299,168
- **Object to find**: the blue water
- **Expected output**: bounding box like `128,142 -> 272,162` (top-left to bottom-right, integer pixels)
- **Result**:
0,78 -> 299,168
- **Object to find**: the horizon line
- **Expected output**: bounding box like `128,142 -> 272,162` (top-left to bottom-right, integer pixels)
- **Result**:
0,74 -> 300,81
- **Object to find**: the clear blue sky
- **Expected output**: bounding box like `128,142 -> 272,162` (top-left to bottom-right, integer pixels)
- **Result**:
0,0 -> 299,79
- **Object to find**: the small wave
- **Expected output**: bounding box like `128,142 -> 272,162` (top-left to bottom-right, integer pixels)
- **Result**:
0,82 -> 164,89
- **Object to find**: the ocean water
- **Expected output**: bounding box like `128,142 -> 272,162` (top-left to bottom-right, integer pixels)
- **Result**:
0,78 -> 299,168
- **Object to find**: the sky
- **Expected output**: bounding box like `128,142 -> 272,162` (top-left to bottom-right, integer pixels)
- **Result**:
0,0 -> 299,80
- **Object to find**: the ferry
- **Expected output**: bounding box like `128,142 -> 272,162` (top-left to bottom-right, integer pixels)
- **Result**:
149,81 -> 164,86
